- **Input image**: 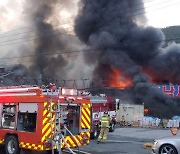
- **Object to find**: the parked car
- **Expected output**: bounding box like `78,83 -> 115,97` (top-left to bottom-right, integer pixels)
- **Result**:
152,136 -> 180,154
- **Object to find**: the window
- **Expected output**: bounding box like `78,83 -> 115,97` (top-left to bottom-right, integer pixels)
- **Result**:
1,105 -> 16,129
17,103 -> 38,132
17,112 -> 37,132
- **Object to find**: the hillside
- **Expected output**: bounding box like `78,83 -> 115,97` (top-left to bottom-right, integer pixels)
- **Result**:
162,26 -> 180,44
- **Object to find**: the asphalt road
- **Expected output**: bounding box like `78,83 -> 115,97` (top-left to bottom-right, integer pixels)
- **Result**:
79,134 -> 151,154
79,127 -> 178,154
0,127 -> 177,154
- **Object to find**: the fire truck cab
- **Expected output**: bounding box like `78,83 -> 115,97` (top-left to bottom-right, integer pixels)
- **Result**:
0,85 -> 91,154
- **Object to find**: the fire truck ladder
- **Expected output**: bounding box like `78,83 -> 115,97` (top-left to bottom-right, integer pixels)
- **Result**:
47,99 -> 76,154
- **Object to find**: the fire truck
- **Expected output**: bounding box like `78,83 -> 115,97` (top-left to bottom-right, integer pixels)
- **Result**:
89,95 -> 117,139
0,85 -> 91,154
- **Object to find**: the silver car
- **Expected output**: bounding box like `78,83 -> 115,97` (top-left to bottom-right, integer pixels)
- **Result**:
152,136 -> 180,154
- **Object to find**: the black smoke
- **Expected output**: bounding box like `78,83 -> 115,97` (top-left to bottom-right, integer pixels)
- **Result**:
24,0 -> 69,81
1,0 -> 94,89
149,43 -> 180,83
75,0 -> 180,118
4,0 -> 82,85
75,0 -> 165,79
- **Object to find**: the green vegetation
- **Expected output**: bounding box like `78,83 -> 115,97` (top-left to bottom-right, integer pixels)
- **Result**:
162,26 -> 180,44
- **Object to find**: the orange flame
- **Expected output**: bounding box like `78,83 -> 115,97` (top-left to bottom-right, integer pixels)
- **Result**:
108,69 -> 132,89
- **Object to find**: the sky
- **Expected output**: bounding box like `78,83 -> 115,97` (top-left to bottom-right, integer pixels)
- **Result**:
144,0 -> 180,28
0,0 -> 179,76
0,0 -> 180,32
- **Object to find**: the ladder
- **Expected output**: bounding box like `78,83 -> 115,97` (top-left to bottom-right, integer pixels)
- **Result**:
46,92 -> 76,154
49,98 -> 62,154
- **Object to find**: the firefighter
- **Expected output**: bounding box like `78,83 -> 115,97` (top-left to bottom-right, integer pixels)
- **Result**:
97,111 -> 111,144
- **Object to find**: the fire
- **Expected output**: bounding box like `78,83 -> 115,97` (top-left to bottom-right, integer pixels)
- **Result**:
142,68 -> 157,83
108,69 -> 132,89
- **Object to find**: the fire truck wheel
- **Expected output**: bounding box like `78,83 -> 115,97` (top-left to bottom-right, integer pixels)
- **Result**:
109,123 -> 115,132
5,135 -> 20,154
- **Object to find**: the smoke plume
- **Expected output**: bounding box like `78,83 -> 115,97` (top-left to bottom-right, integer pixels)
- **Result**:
75,0 -> 180,118
0,0 -> 93,86
23,0 -> 70,80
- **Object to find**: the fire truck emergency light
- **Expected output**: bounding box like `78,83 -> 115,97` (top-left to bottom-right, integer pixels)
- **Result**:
60,88 -> 78,96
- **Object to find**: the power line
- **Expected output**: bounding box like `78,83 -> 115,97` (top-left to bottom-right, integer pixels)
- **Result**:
0,35 -> 179,64
0,37 -> 179,67
0,0 -> 171,41
0,30 -> 75,46
0,16 -> 74,36
0,21 -> 74,41
0,27 -> 74,44
127,0 -> 177,15
131,0 -> 180,17
0,0 -> 154,38
0,52 -> 100,67
0,0 -> 179,47
0,48 -> 101,67
0,47 -> 101,60
0,0 -> 176,48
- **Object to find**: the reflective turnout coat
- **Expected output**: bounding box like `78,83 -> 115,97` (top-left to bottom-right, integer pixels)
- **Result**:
100,115 -> 110,128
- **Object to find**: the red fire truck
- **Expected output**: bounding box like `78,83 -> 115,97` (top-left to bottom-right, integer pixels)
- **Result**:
89,95 -> 117,139
0,85 -> 91,154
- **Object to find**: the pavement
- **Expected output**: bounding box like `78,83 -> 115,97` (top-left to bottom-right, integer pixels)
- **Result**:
112,127 -> 180,140
79,127 -> 180,154
0,127 -> 178,154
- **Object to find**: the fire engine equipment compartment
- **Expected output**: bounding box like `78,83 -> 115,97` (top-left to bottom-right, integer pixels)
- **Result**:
60,105 -> 80,136
17,103 -> 37,132
1,105 -> 16,129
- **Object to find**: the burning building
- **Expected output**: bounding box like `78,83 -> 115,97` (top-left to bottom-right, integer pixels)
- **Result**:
75,0 -> 180,118
1,0 -> 180,118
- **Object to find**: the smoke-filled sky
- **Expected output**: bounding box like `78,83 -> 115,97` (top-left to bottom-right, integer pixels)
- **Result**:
74,0 -> 180,118
1,0 -> 180,118
0,0 -> 93,82
0,0 -> 180,84
0,0 -> 180,32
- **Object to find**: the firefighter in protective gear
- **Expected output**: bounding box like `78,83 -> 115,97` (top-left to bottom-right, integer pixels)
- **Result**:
97,111 -> 111,144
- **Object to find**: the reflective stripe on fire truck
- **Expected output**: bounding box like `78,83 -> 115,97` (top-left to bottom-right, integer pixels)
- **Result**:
81,104 -> 91,129
42,102 -> 56,145
19,142 -> 42,150
61,104 -> 91,148
18,102 -> 54,151
61,103 -> 91,148
41,102 -> 91,149
61,132 -> 90,148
